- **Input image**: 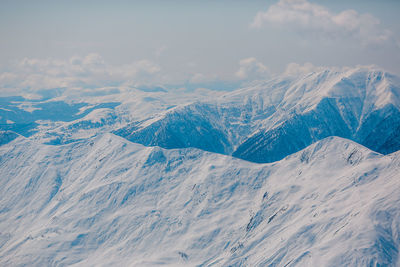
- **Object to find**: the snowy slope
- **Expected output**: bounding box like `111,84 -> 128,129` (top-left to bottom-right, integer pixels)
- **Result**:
0,134 -> 399,266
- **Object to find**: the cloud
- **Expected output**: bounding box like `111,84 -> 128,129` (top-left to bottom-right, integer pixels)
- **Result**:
188,72 -> 220,84
284,62 -> 324,76
251,0 -> 395,46
235,57 -> 270,80
190,73 -> 208,83
0,72 -> 18,87
0,54 -> 161,92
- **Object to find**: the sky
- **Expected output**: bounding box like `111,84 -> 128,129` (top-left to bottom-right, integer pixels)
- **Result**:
0,0 -> 400,93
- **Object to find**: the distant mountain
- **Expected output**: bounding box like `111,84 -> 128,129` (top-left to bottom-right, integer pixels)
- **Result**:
116,66 -> 400,162
0,86 -> 220,146
0,134 -> 399,266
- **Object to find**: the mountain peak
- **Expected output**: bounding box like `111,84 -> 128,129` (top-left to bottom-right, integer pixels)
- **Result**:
291,136 -> 381,165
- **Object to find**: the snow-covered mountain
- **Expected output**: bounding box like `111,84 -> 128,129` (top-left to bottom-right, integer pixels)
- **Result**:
0,134 -> 399,266
1,66 -> 399,164
233,67 -> 400,162
108,66 -> 400,163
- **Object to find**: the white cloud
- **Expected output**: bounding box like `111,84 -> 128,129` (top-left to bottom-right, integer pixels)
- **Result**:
251,0 -> 395,46
0,72 -> 18,86
235,57 -> 270,80
0,54 -> 161,92
190,73 -> 208,83
81,53 -> 105,66
284,62 -> 324,76
188,73 -> 219,84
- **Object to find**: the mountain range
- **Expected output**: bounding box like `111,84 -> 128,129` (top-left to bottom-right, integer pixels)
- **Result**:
0,66 -> 399,266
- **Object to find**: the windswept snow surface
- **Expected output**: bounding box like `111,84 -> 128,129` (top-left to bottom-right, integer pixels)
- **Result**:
0,134 -> 399,266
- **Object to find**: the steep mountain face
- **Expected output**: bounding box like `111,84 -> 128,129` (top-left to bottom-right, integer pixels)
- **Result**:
233,97 -> 354,163
115,103 -> 232,154
355,103 -> 400,154
0,134 -> 399,266
0,131 -> 19,145
114,66 -> 400,162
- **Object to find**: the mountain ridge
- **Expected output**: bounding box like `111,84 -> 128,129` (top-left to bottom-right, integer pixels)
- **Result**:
0,133 -> 399,266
